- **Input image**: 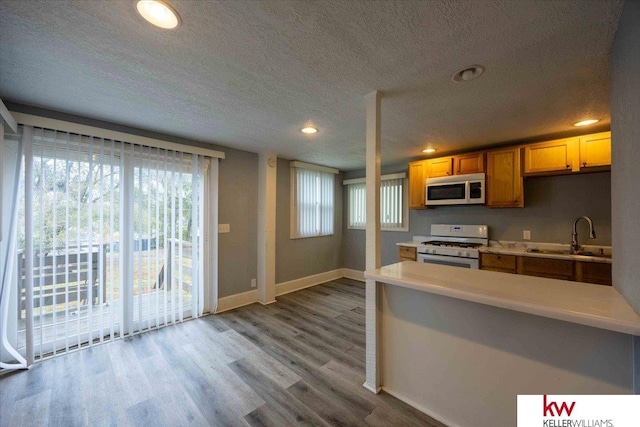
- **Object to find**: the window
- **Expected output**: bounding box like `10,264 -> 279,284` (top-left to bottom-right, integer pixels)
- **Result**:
344,173 -> 408,231
290,161 -> 338,238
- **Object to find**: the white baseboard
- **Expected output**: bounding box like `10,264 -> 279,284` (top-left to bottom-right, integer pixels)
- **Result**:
381,387 -> 458,427
275,268 -> 344,296
215,268 -> 364,313
342,268 -> 365,282
362,382 -> 381,394
215,289 -> 258,313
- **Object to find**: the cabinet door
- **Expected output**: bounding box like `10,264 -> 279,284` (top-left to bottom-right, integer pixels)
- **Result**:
426,157 -> 453,177
575,261 -> 612,286
398,246 -> 417,262
579,132 -> 611,169
454,152 -> 485,175
517,257 -> 574,280
480,253 -> 516,273
408,161 -> 427,209
486,147 -> 523,208
523,138 -> 580,174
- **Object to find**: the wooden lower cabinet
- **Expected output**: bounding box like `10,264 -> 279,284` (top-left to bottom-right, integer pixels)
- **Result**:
575,261 -> 612,286
479,253 -> 516,273
517,256 -> 574,281
398,246 -> 417,262
480,254 -> 612,285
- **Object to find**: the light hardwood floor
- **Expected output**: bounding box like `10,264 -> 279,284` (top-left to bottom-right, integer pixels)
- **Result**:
0,278 -> 445,426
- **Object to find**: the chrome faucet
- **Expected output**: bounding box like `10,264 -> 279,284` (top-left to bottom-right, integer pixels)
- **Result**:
571,216 -> 596,254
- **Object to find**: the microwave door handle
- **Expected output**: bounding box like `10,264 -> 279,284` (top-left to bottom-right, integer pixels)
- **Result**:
465,181 -> 471,202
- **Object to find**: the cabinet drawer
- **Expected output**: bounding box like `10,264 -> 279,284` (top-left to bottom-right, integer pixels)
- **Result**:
480,253 -> 516,271
399,246 -> 417,261
517,256 -> 574,280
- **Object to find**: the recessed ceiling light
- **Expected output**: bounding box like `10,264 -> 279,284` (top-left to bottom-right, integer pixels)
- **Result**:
452,65 -> 485,83
574,119 -> 600,127
136,0 -> 181,29
422,148 -> 436,154
301,127 -> 318,134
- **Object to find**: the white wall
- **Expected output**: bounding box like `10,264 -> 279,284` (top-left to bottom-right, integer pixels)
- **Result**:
381,284 -> 634,427
611,0 -> 640,314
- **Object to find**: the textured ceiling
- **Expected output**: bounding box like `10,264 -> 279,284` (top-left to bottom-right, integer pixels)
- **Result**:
0,0 -> 624,170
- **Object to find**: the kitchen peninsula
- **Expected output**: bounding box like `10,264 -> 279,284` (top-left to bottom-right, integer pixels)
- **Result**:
364,261 -> 640,427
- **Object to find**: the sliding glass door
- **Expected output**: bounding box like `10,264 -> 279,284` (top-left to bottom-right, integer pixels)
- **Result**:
3,126 -> 210,363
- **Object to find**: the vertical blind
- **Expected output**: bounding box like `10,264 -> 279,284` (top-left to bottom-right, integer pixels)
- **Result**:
291,166 -> 335,238
4,125 -> 209,364
346,176 -> 407,230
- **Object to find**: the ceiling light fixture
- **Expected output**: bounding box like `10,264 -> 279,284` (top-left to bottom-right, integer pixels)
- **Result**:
422,148 -> 436,154
574,119 -> 600,127
301,127 -> 318,134
136,0 -> 181,29
452,65 -> 485,83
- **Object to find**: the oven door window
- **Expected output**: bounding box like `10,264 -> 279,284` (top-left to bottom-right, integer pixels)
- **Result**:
427,183 -> 465,201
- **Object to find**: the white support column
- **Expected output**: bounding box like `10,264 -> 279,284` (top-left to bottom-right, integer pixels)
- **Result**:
364,91 -> 382,393
258,152 -> 277,305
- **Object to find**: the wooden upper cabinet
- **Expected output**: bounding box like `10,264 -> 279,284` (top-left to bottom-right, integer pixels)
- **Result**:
523,137 -> 580,175
425,157 -> 453,177
486,147 -> 523,208
454,152 -> 485,175
579,131 -> 611,169
408,160 -> 427,209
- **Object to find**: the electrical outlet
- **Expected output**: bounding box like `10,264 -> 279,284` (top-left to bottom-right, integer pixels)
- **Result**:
218,223 -> 230,233
523,230 -> 531,240
250,278 -> 257,288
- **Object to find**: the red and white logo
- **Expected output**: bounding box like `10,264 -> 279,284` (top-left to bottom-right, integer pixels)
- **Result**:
542,395 -> 576,417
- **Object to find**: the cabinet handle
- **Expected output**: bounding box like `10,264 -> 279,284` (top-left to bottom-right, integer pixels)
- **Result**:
566,164 -> 570,169
583,162 -> 587,167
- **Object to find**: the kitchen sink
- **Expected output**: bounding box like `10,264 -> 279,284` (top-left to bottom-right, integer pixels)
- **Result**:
525,248 -> 571,255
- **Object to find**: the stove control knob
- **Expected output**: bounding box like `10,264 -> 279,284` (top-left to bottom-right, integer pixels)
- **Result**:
456,251 -> 462,256
463,251 -> 469,257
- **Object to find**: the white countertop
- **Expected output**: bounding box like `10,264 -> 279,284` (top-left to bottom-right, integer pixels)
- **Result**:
397,241 -> 612,264
365,261 -> 640,336
479,244 -> 612,264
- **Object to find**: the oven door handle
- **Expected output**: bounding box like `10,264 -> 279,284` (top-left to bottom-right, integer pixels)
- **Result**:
417,253 -> 478,268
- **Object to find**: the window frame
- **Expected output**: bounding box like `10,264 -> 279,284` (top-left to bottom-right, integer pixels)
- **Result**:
344,173 -> 409,232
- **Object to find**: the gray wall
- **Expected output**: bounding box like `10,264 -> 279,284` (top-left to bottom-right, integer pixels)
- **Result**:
343,165 -> 611,271
5,102 -> 258,299
217,149 -> 258,298
276,158 -> 343,283
611,0 -> 640,314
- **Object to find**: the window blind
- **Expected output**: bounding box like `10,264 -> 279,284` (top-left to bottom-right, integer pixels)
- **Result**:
291,165 -> 336,238
345,175 -> 408,231
6,125 -> 210,363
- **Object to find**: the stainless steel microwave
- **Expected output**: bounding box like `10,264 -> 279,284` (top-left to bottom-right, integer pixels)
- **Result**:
425,173 -> 485,206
